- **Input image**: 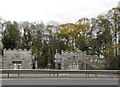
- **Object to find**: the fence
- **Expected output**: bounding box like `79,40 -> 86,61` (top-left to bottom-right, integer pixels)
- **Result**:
0,69 -> 119,78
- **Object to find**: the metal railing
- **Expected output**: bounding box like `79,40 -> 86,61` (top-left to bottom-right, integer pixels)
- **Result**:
0,69 -> 119,78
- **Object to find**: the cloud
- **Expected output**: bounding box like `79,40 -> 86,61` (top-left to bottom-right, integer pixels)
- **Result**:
0,0 -> 119,23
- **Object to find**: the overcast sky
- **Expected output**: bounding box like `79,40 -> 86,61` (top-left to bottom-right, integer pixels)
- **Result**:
0,0 -> 119,24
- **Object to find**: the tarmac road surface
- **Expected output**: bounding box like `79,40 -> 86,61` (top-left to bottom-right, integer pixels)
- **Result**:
1,78 -> 118,85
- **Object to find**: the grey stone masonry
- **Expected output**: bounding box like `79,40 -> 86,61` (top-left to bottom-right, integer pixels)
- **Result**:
0,28 -> 3,69
2,49 -> 33,69
61,50 -> 105,70
0,48 -> 2,69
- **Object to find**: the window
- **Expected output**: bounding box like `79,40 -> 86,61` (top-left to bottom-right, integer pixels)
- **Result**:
68,63 -> 79,70
13,63 -> 17,69
12,61 -> 22,69
18,64 -> 21,69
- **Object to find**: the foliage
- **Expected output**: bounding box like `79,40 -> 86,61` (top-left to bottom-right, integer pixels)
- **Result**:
0,4 -> 119,69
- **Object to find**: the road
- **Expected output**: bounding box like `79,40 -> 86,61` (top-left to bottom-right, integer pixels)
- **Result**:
1,78 -> 118,85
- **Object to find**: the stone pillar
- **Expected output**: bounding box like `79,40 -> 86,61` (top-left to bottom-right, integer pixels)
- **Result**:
35,59 -> 38,69
55,63 -> 58,69
0,29 -> 3,69
0,48 -> 2,69
76,63 -> 79,70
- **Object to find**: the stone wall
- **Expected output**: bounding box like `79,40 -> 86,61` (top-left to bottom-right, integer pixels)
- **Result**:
0,48 -> 2,69
61,50 -> 105,70
2,49 -> 33,69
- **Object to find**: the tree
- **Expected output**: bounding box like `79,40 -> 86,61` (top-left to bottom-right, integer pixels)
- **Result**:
20,22 -> 32,50
57,23 -> 88,51
2,21 -> 21,49
32,23 -> 44,68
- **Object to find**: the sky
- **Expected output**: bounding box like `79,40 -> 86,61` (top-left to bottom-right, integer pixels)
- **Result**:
0,0 -> 119,24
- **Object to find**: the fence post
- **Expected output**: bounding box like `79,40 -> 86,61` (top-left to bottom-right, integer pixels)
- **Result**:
86,73 -> 89,77
18,73 -> 20,77
57,73 -> 59,77
95,73 -> 97,78
53,73 -> 55,76
86,73 -> 87,76
49,73 -> 51,77
8,73 -> 9,78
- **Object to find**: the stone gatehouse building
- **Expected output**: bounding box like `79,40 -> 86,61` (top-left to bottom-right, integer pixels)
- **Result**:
0,29 -> 105,70
0,29 -> 34,69
61,50 -> 105,70
2,49 -> 33,69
